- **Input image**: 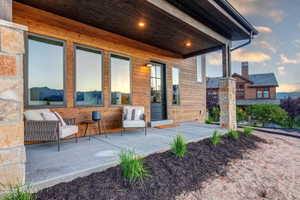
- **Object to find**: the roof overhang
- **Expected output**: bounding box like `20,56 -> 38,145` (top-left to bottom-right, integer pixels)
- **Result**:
14,0 -> 256,58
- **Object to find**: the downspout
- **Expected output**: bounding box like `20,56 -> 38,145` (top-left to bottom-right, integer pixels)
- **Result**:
230,31 -> 254,51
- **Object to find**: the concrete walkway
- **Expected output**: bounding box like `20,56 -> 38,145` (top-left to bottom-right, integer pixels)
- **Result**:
25,122 -> 226,190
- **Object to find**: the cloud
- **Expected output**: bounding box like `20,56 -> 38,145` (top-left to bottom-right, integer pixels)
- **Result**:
256,40 -> 277,53
207,49 -> 271,65
277,66 -> 286,76
278,83 -> 300,93
255,26 -> 272,33
295,40 -> 300,48
298,22 -> 300,29
280,54 -> 300,64
207,53 -> 222,65
268,10 -> 284,24
228,0 -> 284,23
232,49 -> 271,63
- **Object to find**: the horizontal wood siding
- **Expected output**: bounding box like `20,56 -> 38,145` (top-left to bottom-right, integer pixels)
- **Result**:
13,2 -> 206,138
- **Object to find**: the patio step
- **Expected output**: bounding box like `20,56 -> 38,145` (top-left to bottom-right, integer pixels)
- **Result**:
150,120 -> 174,128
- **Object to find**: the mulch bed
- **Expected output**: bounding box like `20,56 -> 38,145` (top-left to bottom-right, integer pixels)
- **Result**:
36,134 -> 266,200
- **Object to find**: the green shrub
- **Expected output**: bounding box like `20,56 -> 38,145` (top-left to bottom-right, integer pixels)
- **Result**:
171,135 -> 187,157
246,104 -> 288,127
210,131 -> 222,146
228,130 -> 240,139
294,116 -> 300,127
243,127 -> 253,136
237,107 -> 248,122
1,186 -> 34,200
210,107 -> 220,122
205,119 -> 213,124
119,150 -> 148,181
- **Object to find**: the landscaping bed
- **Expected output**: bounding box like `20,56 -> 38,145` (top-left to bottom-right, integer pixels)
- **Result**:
35,134 -> 266,200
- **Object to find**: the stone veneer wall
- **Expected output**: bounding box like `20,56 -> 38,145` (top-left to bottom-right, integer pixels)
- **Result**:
0,19 -> 27,191
219,78 -> 237,130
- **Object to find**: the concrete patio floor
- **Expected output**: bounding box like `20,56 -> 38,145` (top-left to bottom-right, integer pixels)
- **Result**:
25,122 -> 226,190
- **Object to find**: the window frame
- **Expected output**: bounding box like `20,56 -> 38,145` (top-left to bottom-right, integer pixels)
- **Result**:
172,66 -> 181,105
24,32 -> 67,109
73,43 -> 104,107
109,52 -> 132,106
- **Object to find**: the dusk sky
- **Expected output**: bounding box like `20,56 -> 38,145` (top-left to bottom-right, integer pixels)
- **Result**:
207,0 -> 300,93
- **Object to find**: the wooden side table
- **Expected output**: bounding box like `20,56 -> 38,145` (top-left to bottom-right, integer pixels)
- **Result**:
81,120 -> 107,139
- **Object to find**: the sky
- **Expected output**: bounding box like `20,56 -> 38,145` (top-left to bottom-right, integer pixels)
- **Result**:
206,0 -> 300,93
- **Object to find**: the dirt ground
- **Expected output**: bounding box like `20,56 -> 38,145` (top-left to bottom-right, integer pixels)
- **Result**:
177,132 -> 300,200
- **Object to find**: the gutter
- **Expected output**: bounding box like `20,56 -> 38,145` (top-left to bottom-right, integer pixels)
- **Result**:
230,31 -> 254,51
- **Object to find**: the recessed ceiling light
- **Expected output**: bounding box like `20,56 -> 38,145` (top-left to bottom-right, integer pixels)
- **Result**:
186,42 -> 192,47
138,22 -> 146,28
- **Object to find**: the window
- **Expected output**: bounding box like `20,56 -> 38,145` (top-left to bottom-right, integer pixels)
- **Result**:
27,35 -> 65,107
172,67 -> 180,105
196,56 -> 203,82
263,88 -> 270,98
75,45 -> 103,106
110,54 -> 131,105
257,88 -> 270,99
236,83 -> 245,99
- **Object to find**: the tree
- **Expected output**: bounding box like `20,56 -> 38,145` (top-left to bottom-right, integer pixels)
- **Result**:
246,104 -> 288,126
280,97 -> 300,119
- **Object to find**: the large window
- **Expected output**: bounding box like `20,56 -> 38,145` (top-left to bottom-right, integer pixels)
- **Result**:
110,54 -> 131,105
257,88 -> 270,99
27,35 -> 65,107
172,67 -> 180,105
75,45 -> 103,106
196,56 -> 203,82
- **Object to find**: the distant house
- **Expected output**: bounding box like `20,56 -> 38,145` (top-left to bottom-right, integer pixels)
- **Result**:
207,62 -> 280,108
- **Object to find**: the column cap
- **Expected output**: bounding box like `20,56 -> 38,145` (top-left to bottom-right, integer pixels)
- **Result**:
0,19 -> 28,31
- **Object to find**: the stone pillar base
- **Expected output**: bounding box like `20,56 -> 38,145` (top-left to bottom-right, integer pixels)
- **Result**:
219,77 -> 237,130
0,19 -> 27,191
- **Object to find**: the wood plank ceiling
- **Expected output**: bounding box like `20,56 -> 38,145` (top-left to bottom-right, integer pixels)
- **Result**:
15,0 -> 224,57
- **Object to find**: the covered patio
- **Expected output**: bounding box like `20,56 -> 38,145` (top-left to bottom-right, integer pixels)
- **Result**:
26,122 -> 226,190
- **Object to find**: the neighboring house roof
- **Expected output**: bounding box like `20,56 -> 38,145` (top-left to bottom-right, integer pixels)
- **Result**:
207,73 -> 279,89
248,73 -> 279,87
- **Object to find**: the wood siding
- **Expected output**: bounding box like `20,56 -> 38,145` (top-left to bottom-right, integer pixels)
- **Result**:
13,2 -> 206,138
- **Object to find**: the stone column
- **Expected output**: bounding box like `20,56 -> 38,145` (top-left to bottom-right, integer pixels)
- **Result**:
219,77 -> 237,130
0,19 -> 27,191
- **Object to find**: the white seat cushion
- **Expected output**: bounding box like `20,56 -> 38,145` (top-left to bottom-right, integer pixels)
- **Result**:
60,125 -> 78,138
41,112 -> 59,121
123,120 -> 145,128
24,109 -> 50,121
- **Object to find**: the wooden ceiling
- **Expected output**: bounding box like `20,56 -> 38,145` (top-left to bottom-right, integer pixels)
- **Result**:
14,0 -> 228,57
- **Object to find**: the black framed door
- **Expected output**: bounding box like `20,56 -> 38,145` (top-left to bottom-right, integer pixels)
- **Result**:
150,62 -> 167,121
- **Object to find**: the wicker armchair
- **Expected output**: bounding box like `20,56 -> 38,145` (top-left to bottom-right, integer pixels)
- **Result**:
24,110 -> 78,151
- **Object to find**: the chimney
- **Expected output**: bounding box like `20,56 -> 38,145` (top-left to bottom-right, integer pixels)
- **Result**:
241,62 -> 249,79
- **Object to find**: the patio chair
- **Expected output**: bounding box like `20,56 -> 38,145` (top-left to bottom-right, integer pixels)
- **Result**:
24,109 -> 78,151
122,106 -> 147,136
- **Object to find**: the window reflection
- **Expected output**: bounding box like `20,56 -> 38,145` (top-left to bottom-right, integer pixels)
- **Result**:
151,65 -> 162,103
110,54 -> 131,105
172,67 -> 180,105
75,45 -> 103,106
27,35 -> 64,106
